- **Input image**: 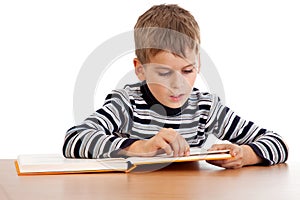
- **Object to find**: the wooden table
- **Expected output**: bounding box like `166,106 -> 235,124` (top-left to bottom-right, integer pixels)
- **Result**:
0,159 -> 299,200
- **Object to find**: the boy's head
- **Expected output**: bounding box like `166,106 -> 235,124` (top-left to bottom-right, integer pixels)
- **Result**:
133,4 -> 201,109
134,4 -> 200,64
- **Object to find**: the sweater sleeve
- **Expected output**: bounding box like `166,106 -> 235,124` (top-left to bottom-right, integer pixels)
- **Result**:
62,89 -> 138,158
205,94 -> 288,165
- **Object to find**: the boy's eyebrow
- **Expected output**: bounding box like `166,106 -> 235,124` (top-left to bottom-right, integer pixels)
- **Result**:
154,63 -> 196,70
182,63 -> 196,68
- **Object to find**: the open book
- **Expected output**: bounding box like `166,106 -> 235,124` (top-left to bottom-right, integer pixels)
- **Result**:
15,148 -> 231,175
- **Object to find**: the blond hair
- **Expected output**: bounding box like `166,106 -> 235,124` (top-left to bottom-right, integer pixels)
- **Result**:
134,4 -> 200,64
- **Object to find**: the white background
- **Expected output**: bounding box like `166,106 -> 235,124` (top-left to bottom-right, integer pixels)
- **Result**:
0,0 -> 299,161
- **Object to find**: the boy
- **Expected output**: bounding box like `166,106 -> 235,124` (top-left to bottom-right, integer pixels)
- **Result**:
63,4 -> 288,169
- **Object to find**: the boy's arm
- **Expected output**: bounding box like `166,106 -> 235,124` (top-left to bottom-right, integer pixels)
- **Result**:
205,94 -> 289,166
63,90 -> 137,158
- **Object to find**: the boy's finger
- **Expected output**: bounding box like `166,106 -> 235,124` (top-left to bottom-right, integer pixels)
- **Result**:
159,128 -> 178,143
185,148 -> 190,156
208,144 -> 223,151
220,160 -> 243,169
161,143 -> 173,155
153,135 -> 172,155
231,148 -> 240,157
209,144 -> 234,151
178,139 -> 188,156
170,140 -> 180,157
185,143 -> 190,156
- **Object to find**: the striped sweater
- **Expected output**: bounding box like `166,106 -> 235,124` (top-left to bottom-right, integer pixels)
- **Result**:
63,81 -> 288,165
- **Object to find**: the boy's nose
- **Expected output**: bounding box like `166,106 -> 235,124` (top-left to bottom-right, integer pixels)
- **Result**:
170,71 -> 185,89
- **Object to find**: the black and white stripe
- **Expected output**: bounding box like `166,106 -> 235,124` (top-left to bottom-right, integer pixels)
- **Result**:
63,82 -> 288,165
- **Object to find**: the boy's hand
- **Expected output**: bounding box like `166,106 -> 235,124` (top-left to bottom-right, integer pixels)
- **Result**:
206,144 -> 263,169
120,128 -> 190,157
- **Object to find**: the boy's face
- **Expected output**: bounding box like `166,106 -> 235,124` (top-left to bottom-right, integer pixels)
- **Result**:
134,50 -> 200,108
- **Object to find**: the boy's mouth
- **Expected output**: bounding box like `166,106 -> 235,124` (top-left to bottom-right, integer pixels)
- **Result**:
169,94 -> 185,102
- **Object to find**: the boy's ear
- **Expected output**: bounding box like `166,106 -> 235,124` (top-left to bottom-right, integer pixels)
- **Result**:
133,58 -> 146,81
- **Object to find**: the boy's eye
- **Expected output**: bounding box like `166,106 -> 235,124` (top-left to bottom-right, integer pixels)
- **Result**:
158,72 -> 172,77
182,68 -> 194,74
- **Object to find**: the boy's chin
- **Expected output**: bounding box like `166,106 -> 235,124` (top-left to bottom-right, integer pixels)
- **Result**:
163,101 -> 186,109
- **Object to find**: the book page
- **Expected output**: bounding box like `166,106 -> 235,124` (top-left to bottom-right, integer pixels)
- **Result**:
17,154 -> 128,173
189,148 -> 230,156
126,148 -> 231,166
